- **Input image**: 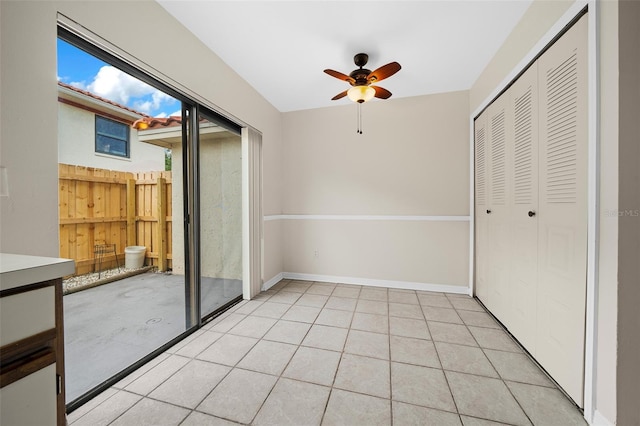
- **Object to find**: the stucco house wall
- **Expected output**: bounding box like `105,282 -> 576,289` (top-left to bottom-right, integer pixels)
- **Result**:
138,124 -> 242,281
58,84 -> 165,172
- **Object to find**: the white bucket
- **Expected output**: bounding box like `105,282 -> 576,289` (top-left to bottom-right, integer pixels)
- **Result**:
124,246 -> 146,269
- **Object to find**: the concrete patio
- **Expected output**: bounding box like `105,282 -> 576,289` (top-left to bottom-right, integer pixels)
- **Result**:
64,271 -> 241,402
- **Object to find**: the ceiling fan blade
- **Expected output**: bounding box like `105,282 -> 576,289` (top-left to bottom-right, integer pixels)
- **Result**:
372,86 -> 392,99
368,62 -> 401,83
324,69 -> 356,84
331,90 -> 349,100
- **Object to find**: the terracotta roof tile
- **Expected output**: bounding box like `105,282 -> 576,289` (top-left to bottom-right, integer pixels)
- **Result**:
58,81 -> 191,131
132,116 -> 182,130
58,81 -> 150,118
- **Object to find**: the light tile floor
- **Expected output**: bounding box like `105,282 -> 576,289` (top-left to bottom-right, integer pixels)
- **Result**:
67,280 -> 587,426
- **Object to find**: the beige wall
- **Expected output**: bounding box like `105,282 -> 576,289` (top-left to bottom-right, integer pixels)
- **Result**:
263,220 -> 283,284
0,0 -> 283,281
470,0 -> 575,112
616,1 -> 640,424
283,93 -> 469,216
1,1 -> 59,256
281,91 -> 470,289
283,220 -> 469,287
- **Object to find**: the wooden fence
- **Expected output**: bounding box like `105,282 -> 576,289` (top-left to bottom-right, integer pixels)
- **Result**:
59,164 -> 172,276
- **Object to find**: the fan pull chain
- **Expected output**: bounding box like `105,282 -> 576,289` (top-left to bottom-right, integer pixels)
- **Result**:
356,103 -> 363,134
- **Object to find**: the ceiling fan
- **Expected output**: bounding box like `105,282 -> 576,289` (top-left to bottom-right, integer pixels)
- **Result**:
324,53 -> 401,104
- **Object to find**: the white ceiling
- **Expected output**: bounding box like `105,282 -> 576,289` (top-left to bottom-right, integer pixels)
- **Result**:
157,1 -> 533,112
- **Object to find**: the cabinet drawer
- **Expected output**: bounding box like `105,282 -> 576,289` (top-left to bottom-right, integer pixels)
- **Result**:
0,363 -> 57,426
0,287 -> 55,346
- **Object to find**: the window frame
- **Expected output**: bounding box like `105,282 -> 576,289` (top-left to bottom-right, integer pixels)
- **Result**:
94,115 -> 130,158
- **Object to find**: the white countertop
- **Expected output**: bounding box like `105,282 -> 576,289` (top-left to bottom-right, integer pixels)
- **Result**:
0,253 -> 75,292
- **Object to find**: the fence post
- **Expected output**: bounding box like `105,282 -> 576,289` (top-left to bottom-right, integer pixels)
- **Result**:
157,177 -> 167,272
126,179 -> 136,248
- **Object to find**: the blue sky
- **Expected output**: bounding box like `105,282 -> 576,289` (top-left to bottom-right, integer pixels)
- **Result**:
57,39 -> 180,118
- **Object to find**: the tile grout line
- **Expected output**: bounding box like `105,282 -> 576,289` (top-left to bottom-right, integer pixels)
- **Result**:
417,291 -> 463,423
195,307 -> 276,424
451,295 -> 535,426
105,392 -> 145,426
319,279 -> 347,426
66,388 -> 120,425
246,279 -> 329,425
387,288 -> 394,426
79,278 -> 582,425
207,281 -> 292,425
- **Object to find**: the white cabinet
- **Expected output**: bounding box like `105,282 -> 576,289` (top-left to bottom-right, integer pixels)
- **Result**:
474,14 -> 588,406
0,254 -> 74,426
1,365 -> 58,426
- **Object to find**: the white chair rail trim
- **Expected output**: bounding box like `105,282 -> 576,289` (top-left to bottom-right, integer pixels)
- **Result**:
264,214 -> 471,222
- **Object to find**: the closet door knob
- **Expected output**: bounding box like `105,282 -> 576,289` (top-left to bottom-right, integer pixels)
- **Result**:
486,209 -> 492,214
528,210 -> 536,217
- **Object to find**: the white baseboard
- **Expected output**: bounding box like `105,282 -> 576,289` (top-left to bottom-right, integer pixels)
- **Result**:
262,272 -> 284,291
591,410 -> 614,426
280,272 -> 469,295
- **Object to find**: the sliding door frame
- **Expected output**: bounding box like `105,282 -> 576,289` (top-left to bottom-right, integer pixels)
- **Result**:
57,14 -> 262,410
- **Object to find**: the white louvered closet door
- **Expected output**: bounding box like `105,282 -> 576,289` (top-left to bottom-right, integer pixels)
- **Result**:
474,13 -> 588,407
507,62 -> 539,355
474,112 -> 490,302
485,96 -> 512,324
536,14 -> 588,406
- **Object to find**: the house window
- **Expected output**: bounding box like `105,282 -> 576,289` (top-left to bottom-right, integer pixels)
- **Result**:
95,116 -> 129,157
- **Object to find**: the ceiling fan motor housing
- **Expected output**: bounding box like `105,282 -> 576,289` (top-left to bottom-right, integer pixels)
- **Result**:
354,53 -> 369,67
349,69 -> 372,86
351,53 -> 371,86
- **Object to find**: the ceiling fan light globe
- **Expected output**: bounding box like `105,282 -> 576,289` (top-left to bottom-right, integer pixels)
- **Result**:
347,86 -> 375,103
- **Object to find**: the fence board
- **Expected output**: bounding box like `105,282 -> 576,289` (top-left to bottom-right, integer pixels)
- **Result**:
60,217 -> 126,225
157,177 -> 167,271
126,179 -> 136,246
59,164 -> 172,275
59,224 -> 70,261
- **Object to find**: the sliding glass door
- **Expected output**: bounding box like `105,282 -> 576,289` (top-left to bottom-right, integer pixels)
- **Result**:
58,28 -> 245,411
57,33 -> 196,407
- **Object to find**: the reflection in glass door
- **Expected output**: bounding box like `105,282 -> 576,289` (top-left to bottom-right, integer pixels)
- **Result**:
198,113 -> 243,318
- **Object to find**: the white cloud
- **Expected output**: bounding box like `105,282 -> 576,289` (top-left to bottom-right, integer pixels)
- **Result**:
133,100 -> 154,114
133,91 -> 174,115
146,110 -> 181,119
86,66 -> 175,114
58,74 -> 88,90
152,91 -> 173,108
88,66 -> 149,104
